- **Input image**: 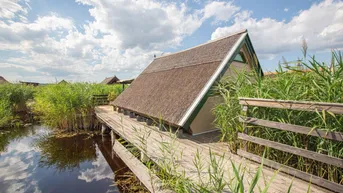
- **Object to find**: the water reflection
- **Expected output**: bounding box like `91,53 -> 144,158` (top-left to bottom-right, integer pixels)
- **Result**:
0,125 -> 130,193
0,127 -> 34,153
36,134 -> 97,172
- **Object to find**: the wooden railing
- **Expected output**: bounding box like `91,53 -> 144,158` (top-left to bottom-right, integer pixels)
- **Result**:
92,94 -> 109,106
238,98 -> 343,192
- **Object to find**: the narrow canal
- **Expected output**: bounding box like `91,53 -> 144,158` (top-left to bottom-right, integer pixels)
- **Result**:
0,125 -> 147,193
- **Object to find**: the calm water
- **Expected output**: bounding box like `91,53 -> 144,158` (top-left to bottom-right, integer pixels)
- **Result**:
0,125 -> 129,193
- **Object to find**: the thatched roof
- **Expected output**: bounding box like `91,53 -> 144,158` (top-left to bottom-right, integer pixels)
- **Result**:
0,76 -> 9,84
58,80 -> 68,84
19,81 -> 40,86
112,30 -> 251,127
101,76 -> 120,84
118,78 -> 135,84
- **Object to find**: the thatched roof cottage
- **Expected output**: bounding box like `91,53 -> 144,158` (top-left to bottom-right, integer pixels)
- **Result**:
58,80 -> 68,84
0,76 -> 9,84
19,81 -> 40,86
112,29 -> 263,135
101,76 -> 120,85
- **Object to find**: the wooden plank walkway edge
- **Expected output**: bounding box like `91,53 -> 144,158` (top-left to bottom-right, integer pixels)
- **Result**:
113,139 -> 174,193
237,149 -> 343,193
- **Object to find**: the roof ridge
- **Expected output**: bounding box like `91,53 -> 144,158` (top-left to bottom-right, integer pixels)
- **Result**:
155,29 -> 247,59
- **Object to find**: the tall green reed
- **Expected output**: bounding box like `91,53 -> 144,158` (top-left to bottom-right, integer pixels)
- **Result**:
214,50 -> 343,184
33,83 -> 122,131
0,84 -> 35,127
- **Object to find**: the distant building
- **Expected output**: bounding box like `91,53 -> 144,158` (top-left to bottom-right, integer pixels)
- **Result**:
19,81 -> 40,86
101,76 -> 120,85
0,76 -> 9,84
58,80 -> 68,84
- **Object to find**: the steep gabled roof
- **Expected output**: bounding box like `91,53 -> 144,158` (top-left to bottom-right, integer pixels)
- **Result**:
101,76 -> 120,84
112,30 -> 250,127
0,76 -> 9,84
58,80 -> 68,84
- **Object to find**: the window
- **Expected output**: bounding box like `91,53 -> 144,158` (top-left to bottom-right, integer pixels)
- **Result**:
234,52 -> 247,63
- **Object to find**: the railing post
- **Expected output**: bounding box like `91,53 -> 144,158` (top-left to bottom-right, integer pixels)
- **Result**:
241,105 -> 248,151
101,124 -> 110,135
110,129 -> 118,146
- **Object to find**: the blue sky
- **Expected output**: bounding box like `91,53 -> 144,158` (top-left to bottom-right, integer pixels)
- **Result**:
0,0 -> 342,83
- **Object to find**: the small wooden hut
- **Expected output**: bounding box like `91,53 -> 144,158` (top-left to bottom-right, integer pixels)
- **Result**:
19,81 -> 39,86
101,76 -> 120,85
117,78 -> 134,90
58,80 -> 68,84
112,29 -> 263,135
0,76 -> 9,84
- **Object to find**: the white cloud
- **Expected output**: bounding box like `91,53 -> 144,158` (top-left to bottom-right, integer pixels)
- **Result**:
202,1 -> 240,23
3,0 -> 341,82
211,0 -> 343,59
284,8 -> 289,12
0,0 -> 209,82
0,0 -> 29,20
76,0 -> 202,49
78,150 -> 113,182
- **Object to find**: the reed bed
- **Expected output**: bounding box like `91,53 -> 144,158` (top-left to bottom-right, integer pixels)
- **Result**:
33,83 -> 122,131
0,84 -> 35,127
215,50 -> 343,184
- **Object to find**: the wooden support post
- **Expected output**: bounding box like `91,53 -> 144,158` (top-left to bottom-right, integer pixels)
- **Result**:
110,129 -> 118,146
176,128 -> 183,137
241,105 -> 248,151
140,151 -> 149,162
129,112 -> 135,118
101,124 -> 110,135
136,115 -> 144,122
146,118 -> 153,126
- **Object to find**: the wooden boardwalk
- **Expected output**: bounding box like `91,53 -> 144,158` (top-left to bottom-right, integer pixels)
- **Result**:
95,105 -> 332,193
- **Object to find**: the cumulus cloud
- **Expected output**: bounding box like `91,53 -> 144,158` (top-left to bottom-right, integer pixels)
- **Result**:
2,0 -> 342,81
76,0 -> 203,49
78,150 -> 113,182
0,0 -> 29,20
211,0 -> 343,59
0,0 -> 210,82
202,1 -> 240,23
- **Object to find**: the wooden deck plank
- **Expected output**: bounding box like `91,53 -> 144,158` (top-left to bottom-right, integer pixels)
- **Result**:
95,105 -> 332,193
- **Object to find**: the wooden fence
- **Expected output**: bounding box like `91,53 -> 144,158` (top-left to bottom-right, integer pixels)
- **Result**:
238,98 -> 343,192
92,94 -> 109,106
